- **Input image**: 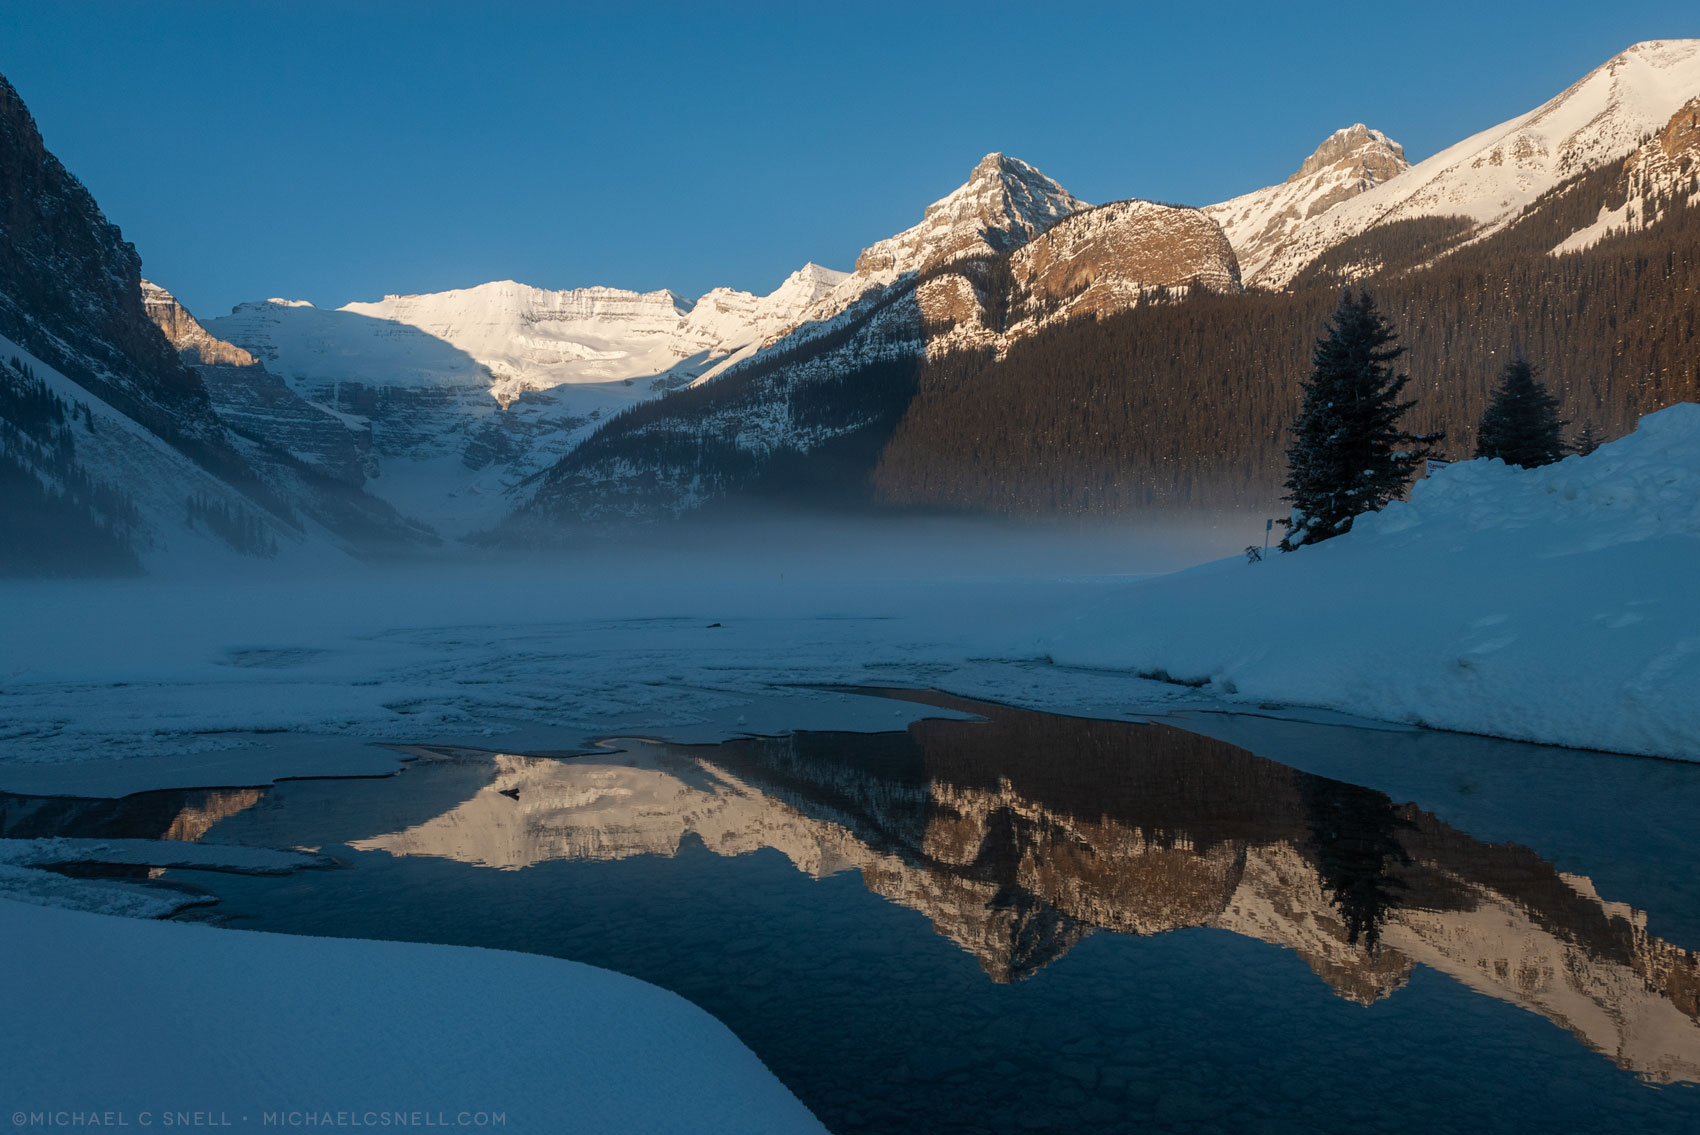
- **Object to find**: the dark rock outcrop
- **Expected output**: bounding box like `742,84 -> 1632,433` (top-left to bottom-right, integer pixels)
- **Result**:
0,73 -> 246,480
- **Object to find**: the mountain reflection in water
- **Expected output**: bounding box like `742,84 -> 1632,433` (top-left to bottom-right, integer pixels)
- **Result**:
345,694 -> 1700,1086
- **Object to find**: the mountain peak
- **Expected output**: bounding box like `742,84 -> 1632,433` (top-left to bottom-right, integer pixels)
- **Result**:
969,151 -> 1031,179
954,152 -> 1074,203
1288,124 -> 1408,184
853,154 -> 1087,278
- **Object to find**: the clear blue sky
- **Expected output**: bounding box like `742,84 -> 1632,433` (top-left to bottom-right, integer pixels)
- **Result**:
3,1 -> 1696,317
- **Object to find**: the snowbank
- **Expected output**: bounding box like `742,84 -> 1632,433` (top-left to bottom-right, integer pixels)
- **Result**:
1048,404 -> 1700,760
0,897 -> 826,1134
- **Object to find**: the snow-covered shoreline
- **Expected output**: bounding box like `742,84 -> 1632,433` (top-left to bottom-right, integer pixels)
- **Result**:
1049,403 -> 1700,762
0,897 -> 827,1134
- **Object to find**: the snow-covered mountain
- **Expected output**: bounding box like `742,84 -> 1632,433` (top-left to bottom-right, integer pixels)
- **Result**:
212,266 -> 849,407
520,157 -> 1246,524
15,39 -> 1700,552
1235,39 -> 1700,288
1553,93 -> 1700,253
1204,124 -> 1410,286
680,153 -> 1092,387
140,280 -> 377,488
0,71 -> 429,573
202,266 -> 849,534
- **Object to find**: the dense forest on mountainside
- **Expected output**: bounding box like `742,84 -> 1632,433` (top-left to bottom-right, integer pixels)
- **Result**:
871,173 -> 1700,515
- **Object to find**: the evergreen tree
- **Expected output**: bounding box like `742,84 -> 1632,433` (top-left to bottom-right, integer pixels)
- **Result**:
1280,290 -> 1437,550
1571,421 -> 1603,457
1475,354 -> 1566,467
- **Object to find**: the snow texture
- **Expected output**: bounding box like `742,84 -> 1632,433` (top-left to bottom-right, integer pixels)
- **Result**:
0,897 -> 827,1133
1206,124 -> 1410,286
1048,403 -> 1700,760
0,331 -> 316,572
1232,40 -> 1700,287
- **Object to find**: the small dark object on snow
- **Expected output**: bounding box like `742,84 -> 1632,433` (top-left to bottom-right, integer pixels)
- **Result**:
706,622 -> 722,628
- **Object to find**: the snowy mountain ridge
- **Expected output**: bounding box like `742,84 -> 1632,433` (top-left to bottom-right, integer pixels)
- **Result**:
212,263 -> 851,408
521,153 -> 1128,521
1205,124 -> 1411,286
922,197 -> 1244,358
682,152 -> 1093,388
192,264 -> 850,534
1234,39 -> 1700,287
854,152 -> 1088,277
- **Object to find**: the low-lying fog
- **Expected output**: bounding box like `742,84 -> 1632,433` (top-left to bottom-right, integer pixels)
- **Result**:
0,512 -> 1262,775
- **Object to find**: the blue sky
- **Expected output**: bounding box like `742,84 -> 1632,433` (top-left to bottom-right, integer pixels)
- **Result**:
3,1 -> 1696,316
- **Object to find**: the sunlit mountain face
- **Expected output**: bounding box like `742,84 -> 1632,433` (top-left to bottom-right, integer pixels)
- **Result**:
317,697 -> 1700,1085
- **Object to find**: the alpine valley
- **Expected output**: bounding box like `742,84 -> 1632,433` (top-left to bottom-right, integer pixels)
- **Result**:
5,40 -> 1700,571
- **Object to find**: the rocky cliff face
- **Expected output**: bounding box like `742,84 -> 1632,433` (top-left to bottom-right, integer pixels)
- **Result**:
1205,124 -> 1409,286
1634,94 -> 1700,179
140,281 -> 374,487
0,68 -> 439,570
0,73 -> 246,474
0,70 -> 314,572
923,197 -> 1243,356
1552,94 -> 1700,253
139,281 -> 255,367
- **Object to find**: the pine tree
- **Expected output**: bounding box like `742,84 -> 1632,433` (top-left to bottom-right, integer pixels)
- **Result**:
1571,421 -> 1603,457
1280,290 -> 1437,550
1475,354 -> 1566,467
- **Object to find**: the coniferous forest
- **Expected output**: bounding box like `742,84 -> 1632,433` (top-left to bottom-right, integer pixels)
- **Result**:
870,170 -> 1700,515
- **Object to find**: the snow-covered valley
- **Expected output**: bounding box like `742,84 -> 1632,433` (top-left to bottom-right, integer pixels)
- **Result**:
5,26 -> 1700,1135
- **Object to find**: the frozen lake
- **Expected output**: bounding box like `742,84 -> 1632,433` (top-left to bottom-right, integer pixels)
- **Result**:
6,691 -> 1699,1134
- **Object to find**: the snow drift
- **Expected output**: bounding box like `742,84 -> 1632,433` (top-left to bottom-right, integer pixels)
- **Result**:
0,897 -> 826,1133
1048,403 -> 1700,760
